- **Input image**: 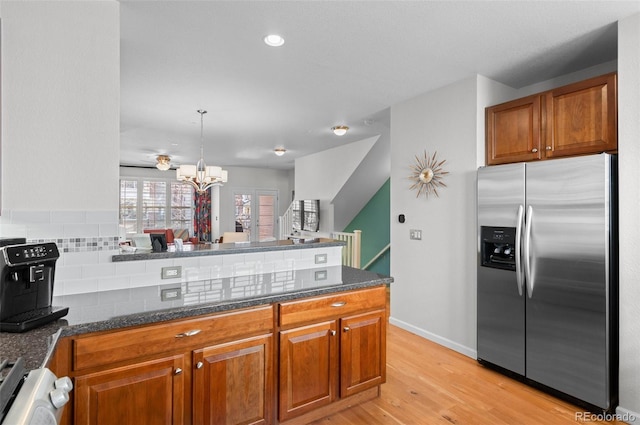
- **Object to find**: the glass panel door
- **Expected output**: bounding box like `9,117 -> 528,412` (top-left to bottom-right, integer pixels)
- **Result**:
257,191 -> 277,241
233,190 -> 279,242
234,193 -> 252,239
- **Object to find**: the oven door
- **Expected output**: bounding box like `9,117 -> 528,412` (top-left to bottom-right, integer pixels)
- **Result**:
1,368 -> 72,425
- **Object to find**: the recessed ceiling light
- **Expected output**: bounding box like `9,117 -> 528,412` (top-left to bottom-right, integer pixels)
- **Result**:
264,34 -> 285,47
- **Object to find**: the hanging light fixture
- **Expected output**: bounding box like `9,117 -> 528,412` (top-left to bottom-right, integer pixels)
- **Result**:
155,155 -> 171,171
177,110 -> 228,193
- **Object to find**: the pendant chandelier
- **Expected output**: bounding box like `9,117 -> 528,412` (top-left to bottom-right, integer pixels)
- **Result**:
176,110 -> 228,193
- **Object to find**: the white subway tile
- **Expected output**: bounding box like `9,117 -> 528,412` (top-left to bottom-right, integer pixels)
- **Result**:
26,224 -> 64,240
63,278 -> 99,295
55,265 -> 83,280
244,252 -> 265,264
264,251 -> 285,262
63,224 -> 100,238
98,276 -> 131,292
62,251 -> 100,266
100,250 -> 121,263
0,223 -> 27,238
11,211 -> 51,224
82,263 -> 117,279
199,256 -> 223,268
115,261 -> 147,275
86,211 -> 118,224
51,211 -> 86,224
99,223 -> 119,237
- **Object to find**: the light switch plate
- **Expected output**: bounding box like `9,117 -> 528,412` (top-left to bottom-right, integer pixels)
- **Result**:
409,229 -> 422,240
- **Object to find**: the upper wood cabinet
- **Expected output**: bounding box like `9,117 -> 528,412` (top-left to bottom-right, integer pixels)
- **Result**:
486,72 -> 617,165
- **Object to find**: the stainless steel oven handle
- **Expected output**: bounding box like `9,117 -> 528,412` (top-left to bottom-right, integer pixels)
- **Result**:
524,206 -> 534,298
515,205 -> 524,297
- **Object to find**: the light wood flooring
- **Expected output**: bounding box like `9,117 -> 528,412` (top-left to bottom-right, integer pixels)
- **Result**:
310,325 -> 623,425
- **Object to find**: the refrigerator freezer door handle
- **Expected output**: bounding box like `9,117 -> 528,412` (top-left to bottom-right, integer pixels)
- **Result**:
524,205 -> 534,298
515,205 -> 524,296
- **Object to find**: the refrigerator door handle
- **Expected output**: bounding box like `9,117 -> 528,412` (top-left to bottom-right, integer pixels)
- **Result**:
524,205 -> 534,298
515,205 -> 524,296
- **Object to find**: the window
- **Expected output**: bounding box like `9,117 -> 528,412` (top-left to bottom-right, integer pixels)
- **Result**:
119,178 -> 193,235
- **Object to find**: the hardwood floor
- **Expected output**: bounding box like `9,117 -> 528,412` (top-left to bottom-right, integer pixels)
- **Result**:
310,325 -> 623,425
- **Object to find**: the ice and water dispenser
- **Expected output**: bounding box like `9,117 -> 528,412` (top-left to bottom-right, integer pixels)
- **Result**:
480,226 -> 517,271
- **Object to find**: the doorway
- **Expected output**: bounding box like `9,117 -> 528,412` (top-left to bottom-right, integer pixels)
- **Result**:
233,190 -> 279,241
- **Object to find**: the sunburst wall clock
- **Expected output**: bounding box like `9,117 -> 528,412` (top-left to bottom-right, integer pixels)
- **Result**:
408,150 -> 449,198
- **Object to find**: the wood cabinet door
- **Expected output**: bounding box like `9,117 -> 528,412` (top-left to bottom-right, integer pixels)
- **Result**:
486,94 -> 542,165
193,334 -> 273,425
74,355 -> 185,425
278,321 -> 338,422
543,72 -> 617,159
340,310 -> 386,398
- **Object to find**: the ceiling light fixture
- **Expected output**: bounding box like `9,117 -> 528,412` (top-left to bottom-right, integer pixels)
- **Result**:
264,34 -> 285,47
274,148 -> 286,156
177,110 -> 228,193
156,155 -> 171,171
332,125 -> 349,136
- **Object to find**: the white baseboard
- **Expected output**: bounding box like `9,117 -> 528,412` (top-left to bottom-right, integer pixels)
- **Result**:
615,407 -> 639,424
389,317 -> 638,425
389,316 -> 477,359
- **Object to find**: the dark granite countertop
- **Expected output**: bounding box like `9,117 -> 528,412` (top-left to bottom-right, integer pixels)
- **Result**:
112,238 -> 345,262
0,266 -> 392,371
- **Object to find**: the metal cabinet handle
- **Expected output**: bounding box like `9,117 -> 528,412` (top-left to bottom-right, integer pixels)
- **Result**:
515,205 -> 524,297
196,362 -> 204,369
174,368 -> 183,375
343,327 -> 350,332
531,148 -> 538,153
524,206 -> 534,298
546,146 -> 552,150
331,301 -> 346,308
330,330 -> 336,336
175,329 -> 201,338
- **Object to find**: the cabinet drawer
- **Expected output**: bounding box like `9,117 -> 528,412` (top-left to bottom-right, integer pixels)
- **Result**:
72,305 -> 273,371
278,286 -> 386,328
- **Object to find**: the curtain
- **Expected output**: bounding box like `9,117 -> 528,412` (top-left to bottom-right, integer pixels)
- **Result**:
193,188 -> 211,242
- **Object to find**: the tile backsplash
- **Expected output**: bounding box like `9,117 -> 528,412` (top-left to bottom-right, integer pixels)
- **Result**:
0,209 -> 343,298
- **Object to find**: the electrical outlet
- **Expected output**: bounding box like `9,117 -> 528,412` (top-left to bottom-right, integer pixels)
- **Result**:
161,266 -> 182,279
315,270 -> 327,281
161,287 -> 182,301
410,229 -> 422,240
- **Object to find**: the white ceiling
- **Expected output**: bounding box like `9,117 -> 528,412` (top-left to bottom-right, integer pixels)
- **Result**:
119,1 -> 640,171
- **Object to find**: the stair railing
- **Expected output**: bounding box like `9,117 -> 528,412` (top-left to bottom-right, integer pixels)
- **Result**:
362,243 -> 390,270
331,230 -> 362,269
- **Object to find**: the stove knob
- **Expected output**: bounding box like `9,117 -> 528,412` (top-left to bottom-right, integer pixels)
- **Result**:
55,376 -> 73,392
50,388 -> 70,409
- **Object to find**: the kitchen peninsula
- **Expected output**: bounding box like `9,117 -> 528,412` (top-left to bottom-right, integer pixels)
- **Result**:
3,238 -> 392,425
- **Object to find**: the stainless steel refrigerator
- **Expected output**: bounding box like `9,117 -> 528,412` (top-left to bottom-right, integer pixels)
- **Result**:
477,153 -> 617,412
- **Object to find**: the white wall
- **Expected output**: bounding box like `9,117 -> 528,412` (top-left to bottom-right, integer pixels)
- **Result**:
389,76 -> 480,355
1,1 -> 119,212
218,166 -> 292,236
617,12 -> 640,420
295,137 -> 378,233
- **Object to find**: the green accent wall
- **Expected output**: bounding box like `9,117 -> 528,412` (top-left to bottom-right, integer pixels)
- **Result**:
343,178 -> 390,275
